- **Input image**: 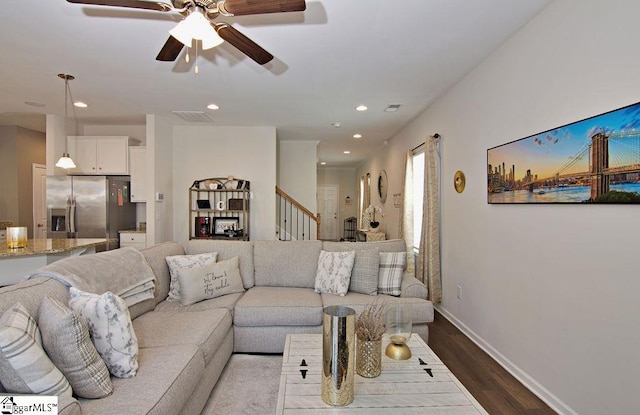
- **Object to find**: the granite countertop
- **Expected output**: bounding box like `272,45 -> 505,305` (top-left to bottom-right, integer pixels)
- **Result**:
118,229 -> 147,234
0,221 -> 13,230
0,238 -> 116,258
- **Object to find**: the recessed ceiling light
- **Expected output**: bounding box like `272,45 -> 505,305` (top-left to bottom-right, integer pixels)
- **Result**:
355,105 -> 368,111
343,151 -> 351,154
320,161 -> 326,165
331,122 -> 341,128
207,104 -> 220,110
74,102 -> 88,108
353,134 -> 362,138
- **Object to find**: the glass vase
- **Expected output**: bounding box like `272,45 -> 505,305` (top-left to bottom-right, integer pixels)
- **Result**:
356,338 -> 382,378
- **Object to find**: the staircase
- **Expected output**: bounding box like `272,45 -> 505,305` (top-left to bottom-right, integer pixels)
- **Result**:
275,186 -> 319,240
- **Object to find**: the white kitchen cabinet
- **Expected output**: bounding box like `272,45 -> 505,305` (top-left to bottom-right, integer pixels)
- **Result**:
119,232 -> 146,249
129,147 -> 147,202
68,136 -> 138,175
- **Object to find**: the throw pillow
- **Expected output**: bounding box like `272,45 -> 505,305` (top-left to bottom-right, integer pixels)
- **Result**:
38,296 -> 113,399
0,303 -> 72,396
68,287 -> 139,378
165,252 -> 218,301
177,256 -> 245,306
349,249 -> 380,295
314,250 -> 356,296
378,251 -> 406,296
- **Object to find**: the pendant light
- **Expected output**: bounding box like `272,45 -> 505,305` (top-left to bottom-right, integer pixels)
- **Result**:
55,73 -> 77,169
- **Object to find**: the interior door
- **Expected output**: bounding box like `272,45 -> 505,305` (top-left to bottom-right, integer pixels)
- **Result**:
32,163 -> 47,238
317,185 -> 339,240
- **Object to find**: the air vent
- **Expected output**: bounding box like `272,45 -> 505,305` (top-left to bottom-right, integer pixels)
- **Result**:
172,111 -> 215,122
384,104 -> 402,112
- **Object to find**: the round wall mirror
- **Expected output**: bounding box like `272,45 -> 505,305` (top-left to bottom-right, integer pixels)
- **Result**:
378,170 -> 388,203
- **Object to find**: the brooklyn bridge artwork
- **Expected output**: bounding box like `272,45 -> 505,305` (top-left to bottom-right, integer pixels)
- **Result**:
487,101 -> 640,204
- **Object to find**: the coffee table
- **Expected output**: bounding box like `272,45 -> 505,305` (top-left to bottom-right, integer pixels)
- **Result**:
276,333 -> 488,414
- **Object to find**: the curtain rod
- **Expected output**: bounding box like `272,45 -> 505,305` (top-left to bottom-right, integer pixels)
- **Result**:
412,133 -> 440,152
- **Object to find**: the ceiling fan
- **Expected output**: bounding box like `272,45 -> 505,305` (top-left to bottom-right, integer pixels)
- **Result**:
66,0 -> 307,65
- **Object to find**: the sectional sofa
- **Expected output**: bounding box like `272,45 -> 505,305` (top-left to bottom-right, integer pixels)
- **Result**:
0,239 -> 434,415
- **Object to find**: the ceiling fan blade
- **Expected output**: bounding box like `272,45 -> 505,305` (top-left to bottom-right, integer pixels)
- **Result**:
215,24 -> 273,65
156,36 -> 184,61
66,0 -> 173,12
220,0 -> 306,16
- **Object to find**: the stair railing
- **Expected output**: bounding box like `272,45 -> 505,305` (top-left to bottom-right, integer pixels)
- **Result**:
275,186 -> 320,240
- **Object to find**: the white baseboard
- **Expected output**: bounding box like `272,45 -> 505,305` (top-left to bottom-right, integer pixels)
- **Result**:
434,304 -> 577,415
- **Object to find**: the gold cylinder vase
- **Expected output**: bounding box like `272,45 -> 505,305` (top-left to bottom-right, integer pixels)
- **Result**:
322,306 -> 355,406
356,338 -> 382,378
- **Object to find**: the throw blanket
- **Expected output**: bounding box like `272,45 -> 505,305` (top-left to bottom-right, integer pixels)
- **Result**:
25,247 -> 156,307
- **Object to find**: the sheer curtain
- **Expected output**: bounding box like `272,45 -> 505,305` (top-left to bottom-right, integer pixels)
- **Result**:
399,150 -> 415,275
416,135 -> 442,302
359,173 -> 371,228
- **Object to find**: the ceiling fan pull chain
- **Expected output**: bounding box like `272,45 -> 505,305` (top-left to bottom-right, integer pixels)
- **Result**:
195,40 -> 199,74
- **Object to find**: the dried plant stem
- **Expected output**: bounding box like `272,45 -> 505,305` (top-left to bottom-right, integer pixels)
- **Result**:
355,299 -> 386,341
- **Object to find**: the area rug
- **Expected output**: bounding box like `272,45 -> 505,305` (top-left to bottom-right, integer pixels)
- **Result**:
202,354 -> 283,415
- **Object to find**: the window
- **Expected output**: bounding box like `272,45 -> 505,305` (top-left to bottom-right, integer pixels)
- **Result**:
412,150 -> 424,250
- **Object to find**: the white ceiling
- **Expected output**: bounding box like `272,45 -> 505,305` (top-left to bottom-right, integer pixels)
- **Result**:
0,0 -> 552,167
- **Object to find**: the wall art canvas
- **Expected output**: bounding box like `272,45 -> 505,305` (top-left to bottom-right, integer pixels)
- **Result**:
487,101 -> 640,204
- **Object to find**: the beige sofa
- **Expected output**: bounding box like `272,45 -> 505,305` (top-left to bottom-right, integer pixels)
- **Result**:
0,239 -> 433,415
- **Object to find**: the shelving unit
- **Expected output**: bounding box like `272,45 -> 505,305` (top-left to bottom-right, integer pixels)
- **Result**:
343,217 -> 356,242
189,177 -> 250,241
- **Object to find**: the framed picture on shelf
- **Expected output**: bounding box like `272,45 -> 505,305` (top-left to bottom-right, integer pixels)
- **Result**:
213,217 -> 240,235
196,199 -> 211,209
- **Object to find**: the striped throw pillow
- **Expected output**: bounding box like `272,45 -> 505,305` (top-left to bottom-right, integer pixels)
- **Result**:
378,252 -> 406,296
0,303 -> 72,396
39,296 -> 113,398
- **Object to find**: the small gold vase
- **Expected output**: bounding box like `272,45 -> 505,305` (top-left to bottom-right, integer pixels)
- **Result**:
356,338 -> 382,378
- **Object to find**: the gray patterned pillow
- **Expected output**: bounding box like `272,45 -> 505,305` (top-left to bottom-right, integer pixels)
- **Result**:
68,288 -> 139,378
378,252 -> 406,296
0,302 -> 72,396
314,250 -> 356,296
165,252 -> 218,301
177,256 -> 245,306
38,296 -> 113,398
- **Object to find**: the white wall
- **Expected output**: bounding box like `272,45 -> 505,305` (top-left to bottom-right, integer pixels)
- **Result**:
146,115 -> 173,245
359,1 -> 640,414
277,140 -> 318,212
171,125 -> 276,244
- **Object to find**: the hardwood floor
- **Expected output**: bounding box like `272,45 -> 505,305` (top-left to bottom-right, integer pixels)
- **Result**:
428,310 -> 557,415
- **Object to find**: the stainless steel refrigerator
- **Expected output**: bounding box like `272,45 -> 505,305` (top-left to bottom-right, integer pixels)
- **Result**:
46,176 -> 136,250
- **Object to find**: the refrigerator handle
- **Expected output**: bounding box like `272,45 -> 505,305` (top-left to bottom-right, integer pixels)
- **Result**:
68,196 -> 77,235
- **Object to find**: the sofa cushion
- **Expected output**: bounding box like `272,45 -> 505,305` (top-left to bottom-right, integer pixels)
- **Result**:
155,292 -> 244,317
133,308 -> 232,366
177,257 -> 245,306
321,293 -> 434,325
165,252 -> 218,302
234,287 -> 323,327
254,240 -> 322,288
68,288 -> 139,379
140,242 -> 186,305
0,302 -> 72,396
378,252 -> 406,296
0,277 -> 69,319
314,250 -> 355,296
79,344 -> 204,415
186,240 -> 255,289
38,296 -> 112,399
323,239 -> 407,256
322,243 -> 380,295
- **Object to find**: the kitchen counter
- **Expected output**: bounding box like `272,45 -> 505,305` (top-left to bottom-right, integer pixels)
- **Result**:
0,238 -> 114,258
118,229 -> 147,234
0,238 -> 116,286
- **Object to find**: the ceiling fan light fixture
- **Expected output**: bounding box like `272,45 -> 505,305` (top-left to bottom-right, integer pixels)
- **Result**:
169,8 -> 223,50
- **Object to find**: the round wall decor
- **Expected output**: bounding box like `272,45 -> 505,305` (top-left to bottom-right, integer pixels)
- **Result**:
378,170 -> 388,203
454,170 -> 466,193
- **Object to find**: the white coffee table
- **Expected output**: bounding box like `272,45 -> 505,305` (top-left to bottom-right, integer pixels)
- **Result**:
276,333 -> 489,414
